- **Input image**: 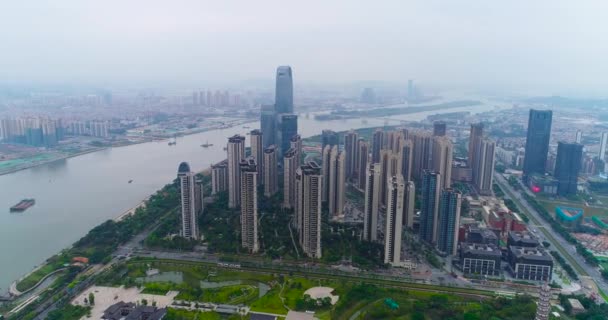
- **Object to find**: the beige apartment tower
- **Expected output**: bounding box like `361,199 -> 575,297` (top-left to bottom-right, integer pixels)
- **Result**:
240,157 -> 259,253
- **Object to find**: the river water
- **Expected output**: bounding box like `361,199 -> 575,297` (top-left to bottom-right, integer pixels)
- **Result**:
0,102 -> 507,292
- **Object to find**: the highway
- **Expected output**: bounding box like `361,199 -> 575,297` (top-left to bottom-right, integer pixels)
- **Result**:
494,173 -> 608,301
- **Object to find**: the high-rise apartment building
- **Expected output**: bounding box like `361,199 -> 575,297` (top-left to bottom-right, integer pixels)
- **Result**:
321,145 -> 332,203
437,189 -> 461,256
371,129 -> 384,163
211,160 -> 228,195
419,170 -> 441,244
432,136 -> 453,189
240,157 -> 259,253
433,121 -> 447,137
468,123 -> 484,167
363,163 -> 381,242
275,66 -> 294,114
263,145 -> 278,197
399,139 -> 413,182
473,138 -> 496,195
523,109 -> 553,181
403,180 -> 416,228
554,142 -> 583,196
575,130 -> 582,144
357,140 -> 369,190
384,175 -> 405,265
295,161 -> 323,258
344,130 -> 359,180
178,162 -> 203,240
600,132 -> 608,162
328,146 -> 346,217
250,129 -> 264,185
227,135 -> 246,208
283,148 -> 298,209
321,130 -> 339,152
411,131 -> 433,180
260,105 -> 276,148
290,134 -> 302,165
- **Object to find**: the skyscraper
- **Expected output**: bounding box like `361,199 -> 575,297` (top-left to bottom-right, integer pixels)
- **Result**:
523,109 -> 553,181
432,136 -> 453,189
371,129 -> 384,163
554,142 -> 583,196
600,132 -> 608,162
328,146 -> 346,217
261,105 -> 276,148
363,163 -> 381,242
321,145 -> 332,203
419,170 -> 441,244
407,79 -> 414,100
575,130 -> 582,144
178,162 -> 202,240
277,113 -> 298,156
227,135 -> 246,208
468,123 -> 484,167
437,189 -> 461,256
250,129 -> 264,185
344,130 -> 359,180
321,130 -> 339,152
283,148 -> 298,209
263,145 -> 278,197
411,131 -> 433,180
290,134 -> 302,165
399,139 -> 413,182
295,161 -> 323,258
240,157 -> 259,253
384,175 -> 405,265
357,140 -> 370,190
433,121 -> 447,137
473,138 -> 496,195
402,181 -> 416,228
379,149 -> 392,206
275,66 -> 294,114
211,160 -> 228,195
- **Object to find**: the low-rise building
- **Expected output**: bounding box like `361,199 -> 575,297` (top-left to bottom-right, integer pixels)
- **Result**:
507,231 -> 539,248
459,243 -> 502,276
555,206 -> 584,228
527,173 -> 558,195
466,227 -> 499,246
508,246 -> 553,281
102,301 -> 166,320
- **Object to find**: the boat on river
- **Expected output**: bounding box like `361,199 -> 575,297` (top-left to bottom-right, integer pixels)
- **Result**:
10,199 -> 36,212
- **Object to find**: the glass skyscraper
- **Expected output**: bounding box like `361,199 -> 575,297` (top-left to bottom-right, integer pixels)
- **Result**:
260,105 -> 275,148
554,141 -> 583,196
419,170 -> 441,244
523,109 -> 553,181
437,189 -> 461,256
274,66 -> 294,114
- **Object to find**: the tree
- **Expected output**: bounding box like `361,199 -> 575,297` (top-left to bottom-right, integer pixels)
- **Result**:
88,292 -> 95,305
142,299 -> 148,306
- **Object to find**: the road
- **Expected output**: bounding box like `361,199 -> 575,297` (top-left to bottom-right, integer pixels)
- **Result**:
495,173 -> 608,300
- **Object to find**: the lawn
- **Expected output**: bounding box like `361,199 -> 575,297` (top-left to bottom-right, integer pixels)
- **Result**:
16,259 -> 67,292
537,198 -> 607,218
249,285 -> 288,315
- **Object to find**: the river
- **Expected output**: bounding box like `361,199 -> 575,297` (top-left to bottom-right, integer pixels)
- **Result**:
0,101 -> 509,292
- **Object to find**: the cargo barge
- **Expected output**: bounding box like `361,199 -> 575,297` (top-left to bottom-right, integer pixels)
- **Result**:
10,199 -> 36,212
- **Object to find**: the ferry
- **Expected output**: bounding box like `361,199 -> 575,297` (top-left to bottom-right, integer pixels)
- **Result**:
201,141 -> 213,148
10,199 -> 36,212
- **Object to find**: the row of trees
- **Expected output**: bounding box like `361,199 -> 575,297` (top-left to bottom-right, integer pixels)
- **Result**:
550,251 -> 579,280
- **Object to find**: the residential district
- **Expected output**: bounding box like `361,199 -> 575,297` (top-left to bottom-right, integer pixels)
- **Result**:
2,67 -> 608,320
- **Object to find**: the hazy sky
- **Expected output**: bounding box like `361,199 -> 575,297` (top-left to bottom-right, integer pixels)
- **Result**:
1,1 -> 607,95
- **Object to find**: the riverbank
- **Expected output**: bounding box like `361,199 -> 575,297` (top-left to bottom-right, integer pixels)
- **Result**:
0,147 -> 107,177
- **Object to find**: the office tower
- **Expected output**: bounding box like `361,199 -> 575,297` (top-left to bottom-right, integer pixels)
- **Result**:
419,170 -> 441,244
344,130 -> 359,180
240,157 -> 259,253
275,66 -> 294,114
403,181 -> 416,228
357,140 -> 370,190
263,145 -> 278,197
468,123 -> 484,167
371,129 -> 384,163
321,144 -> 332,203
432,136 -> 453,189
277,113 -> 298,156
227,135 -> 246,208
523,109 -> 553,181
473,138 -> 496,195
295,161 -> 323,258
328,146 -> 346,217
399,139 -> 413,182
575,130 -> 582,144
361,88 -> 376,104
260,105 -> 276,148
384,175 -> 405,265
433,121 -> 447,137
290,134 -> 302,165
211,160 -> 228,195
321,130 -> 339,151
283,148 -> 298,209
407,79 -> 414,100
600,132 -> 608,161
411,131 -> 433,180
437,189 -> 461,256
363,163 -> 381,242
554,142 -> 583,196
250,129 -> 264,185
177,162 -> 203,240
